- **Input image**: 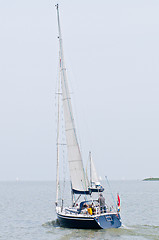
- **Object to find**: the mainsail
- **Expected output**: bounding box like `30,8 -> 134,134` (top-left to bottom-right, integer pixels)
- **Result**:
56,4 -> 89,194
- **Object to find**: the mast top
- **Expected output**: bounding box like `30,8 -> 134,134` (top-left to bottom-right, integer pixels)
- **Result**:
55,4 -> 58,9
55,3 -> 62,41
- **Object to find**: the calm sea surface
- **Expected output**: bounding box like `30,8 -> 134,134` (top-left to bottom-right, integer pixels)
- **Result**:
0,180 -> 159,240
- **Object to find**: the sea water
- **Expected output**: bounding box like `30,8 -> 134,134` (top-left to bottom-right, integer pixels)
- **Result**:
0,180 -> 159,240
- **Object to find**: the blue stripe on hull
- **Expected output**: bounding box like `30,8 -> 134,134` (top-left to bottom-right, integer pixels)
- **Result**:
57,213 -> 121,229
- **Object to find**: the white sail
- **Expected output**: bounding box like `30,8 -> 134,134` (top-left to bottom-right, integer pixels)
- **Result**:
56,5 -> 89,193
90,157 -> 100,186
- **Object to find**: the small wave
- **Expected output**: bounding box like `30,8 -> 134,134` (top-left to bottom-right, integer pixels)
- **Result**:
119,224 -> 159,240
42,219 -> 60,228
121,223 -> 159,230
143,224 -> 159,229
42,221 -> 159,239
120,224 -> 134,230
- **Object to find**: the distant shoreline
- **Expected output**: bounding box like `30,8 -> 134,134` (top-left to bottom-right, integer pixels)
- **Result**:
143,178 -> 159,181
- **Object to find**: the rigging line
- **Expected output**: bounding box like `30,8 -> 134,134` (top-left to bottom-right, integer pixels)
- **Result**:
105,176 -> 117,209
80,180 -> 88,201
73,194 -> 81,206
61,99 -> 67,204
62,146 -> 66,204
54,55 -> 60,132
55,51 -> 61,205
56,143 -> 67,146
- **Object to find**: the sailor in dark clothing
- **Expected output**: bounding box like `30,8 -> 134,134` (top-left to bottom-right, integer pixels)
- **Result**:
98,193 -> 106,213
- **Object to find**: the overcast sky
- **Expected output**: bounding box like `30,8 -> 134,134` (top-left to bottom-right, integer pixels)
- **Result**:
0,0 -> 159,181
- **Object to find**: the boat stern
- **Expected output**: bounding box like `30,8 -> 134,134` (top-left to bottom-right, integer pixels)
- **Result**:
94,213 -> 121,229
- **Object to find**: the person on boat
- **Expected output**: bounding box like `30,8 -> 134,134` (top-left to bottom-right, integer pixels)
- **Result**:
98,193 -> 106,213
80,203 -> 88,215
82,203 -> 88,209
91,203 -> 95,215
87,205 -> 93,215
87,203 -> 96,215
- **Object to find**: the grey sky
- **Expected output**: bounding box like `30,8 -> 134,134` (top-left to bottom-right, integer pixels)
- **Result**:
0,0 -> 159,181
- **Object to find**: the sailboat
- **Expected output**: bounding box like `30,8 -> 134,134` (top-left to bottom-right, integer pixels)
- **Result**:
55,4 -> 122,229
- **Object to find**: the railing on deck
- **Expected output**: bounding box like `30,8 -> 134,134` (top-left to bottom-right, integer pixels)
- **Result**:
64,205 -> 116,216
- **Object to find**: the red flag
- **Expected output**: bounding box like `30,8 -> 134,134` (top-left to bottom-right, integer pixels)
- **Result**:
117,194 -> 120,207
